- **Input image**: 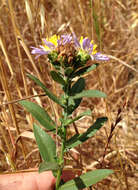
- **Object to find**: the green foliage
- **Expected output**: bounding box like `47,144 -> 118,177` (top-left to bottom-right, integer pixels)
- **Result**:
58,169 -> 113,190
39,161 -> 59,173
27,74 -> 63,107
67,78 -> 85,114
71,64 -> 98,78
66,117 -> 107,150
33,123 -> 57,163
63,109 -> 92,126
23,33 -> 112,190
72,89 -> 106,99
65,67 -> 73,77
19,100 -> 56,131
71,78 -> 85,95
50,71 -> 66,86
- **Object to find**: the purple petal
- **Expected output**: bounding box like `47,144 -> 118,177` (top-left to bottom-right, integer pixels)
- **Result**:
58,34 -> 73,45
82,38 -> 91,50
72,33 -> 80,48
62,34 -> 72,44
31,46 -> 50,59
94,53 -> 110,61
43,39 -> 56,49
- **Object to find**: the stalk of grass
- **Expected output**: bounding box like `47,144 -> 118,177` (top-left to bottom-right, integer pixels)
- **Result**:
39,2 -> 46,35
0,137 -> 16,171
0,57 -> 27,162
0,122 -> 12,158
0,36 -> 13,75
24,0 -> 34,32
77,0 -> 89,35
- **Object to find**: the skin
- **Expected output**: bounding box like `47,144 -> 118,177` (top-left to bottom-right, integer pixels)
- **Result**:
0,169 -> 81,190
0,171 -> 56,190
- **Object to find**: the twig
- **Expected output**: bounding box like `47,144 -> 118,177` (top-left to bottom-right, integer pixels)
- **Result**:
0,93 -> 46,106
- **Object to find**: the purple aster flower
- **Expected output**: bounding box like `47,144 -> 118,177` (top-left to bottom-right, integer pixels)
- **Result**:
31,34 -> 73,59
72,33 -> 109,61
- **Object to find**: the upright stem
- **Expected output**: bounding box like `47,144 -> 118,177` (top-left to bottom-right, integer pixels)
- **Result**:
55,76 -> 70,189
56,124 -> 66,189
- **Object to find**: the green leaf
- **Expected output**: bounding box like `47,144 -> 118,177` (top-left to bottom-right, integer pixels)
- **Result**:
68,97 -> 81,115
39,161 -> 59,173
58,169 -> 113,190
71,78 -> 85,95
20,100 -> 56,131
72,90 -> 106,99
27,74 -> 63,107
65,67 -> 73,76
64,109 -> 92,126
33,123 -> 56,162
68,78 -> 85,114
71,64 -> 98,78
50,71 -> 66,86
66,117 -> 107,150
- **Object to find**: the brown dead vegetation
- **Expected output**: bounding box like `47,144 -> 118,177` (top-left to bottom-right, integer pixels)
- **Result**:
0,0 -> 137,189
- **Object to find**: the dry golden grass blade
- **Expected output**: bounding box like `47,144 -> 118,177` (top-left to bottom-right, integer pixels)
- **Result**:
24,0 -> 34,31
7,0 -> 34,131
40,2 -> 45,35
0,122 -> 16,171
0,57 -> 26,159
0,122 -> 12,156
8,0 -> 41,82
0,31 -> 23,99
0,36 -> 13,75
76,0 -> 88,35
7,0 -> 28,97
18,36 -> 42,81
8,0 -> 34,133
0,93 -> 46,106
19,131 -> 35,140
108,55 -> 138,73
32,88 -> 42,107
0,143 -> 16,171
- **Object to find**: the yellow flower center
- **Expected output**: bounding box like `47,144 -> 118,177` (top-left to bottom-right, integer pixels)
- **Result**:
43,35 -> 59,51
79,36 -> 97,55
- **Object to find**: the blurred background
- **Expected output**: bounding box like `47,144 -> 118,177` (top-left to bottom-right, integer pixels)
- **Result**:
0,0 -> 137,189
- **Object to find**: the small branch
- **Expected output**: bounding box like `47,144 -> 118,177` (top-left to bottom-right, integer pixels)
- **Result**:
0,93 -> 46,106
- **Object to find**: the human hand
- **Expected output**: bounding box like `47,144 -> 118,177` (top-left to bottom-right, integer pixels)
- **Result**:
0,171 -> 56,190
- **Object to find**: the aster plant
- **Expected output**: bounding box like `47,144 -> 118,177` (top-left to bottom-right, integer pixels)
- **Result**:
20,33 -> 113,190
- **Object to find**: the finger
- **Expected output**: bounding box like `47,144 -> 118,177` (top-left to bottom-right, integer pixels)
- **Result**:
0,171 -> 55,190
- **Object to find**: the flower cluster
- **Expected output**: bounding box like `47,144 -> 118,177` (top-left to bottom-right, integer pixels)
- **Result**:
31,33 -> 109,64
73,34 -> 109,61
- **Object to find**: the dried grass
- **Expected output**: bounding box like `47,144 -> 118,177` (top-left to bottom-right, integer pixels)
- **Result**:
0,0 -> 137,189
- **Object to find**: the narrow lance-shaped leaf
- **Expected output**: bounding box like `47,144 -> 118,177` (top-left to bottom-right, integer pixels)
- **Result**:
68,78 -> 85,114
33,123 -> 57,162
63,109 -> 91,126
50,71 -> 66,86
72,89 -> 106,99
58,169 -> 113,190
27,74 -> 63,107
71,77 -> 85,95
19,100 -> 56,131
39,161 -> 59,173
65,117 -> 107,150
71,64 -> 98,78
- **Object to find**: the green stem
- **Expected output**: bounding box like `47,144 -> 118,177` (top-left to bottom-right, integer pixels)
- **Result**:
56,124 -> 66,189
55,77 -> 70,189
